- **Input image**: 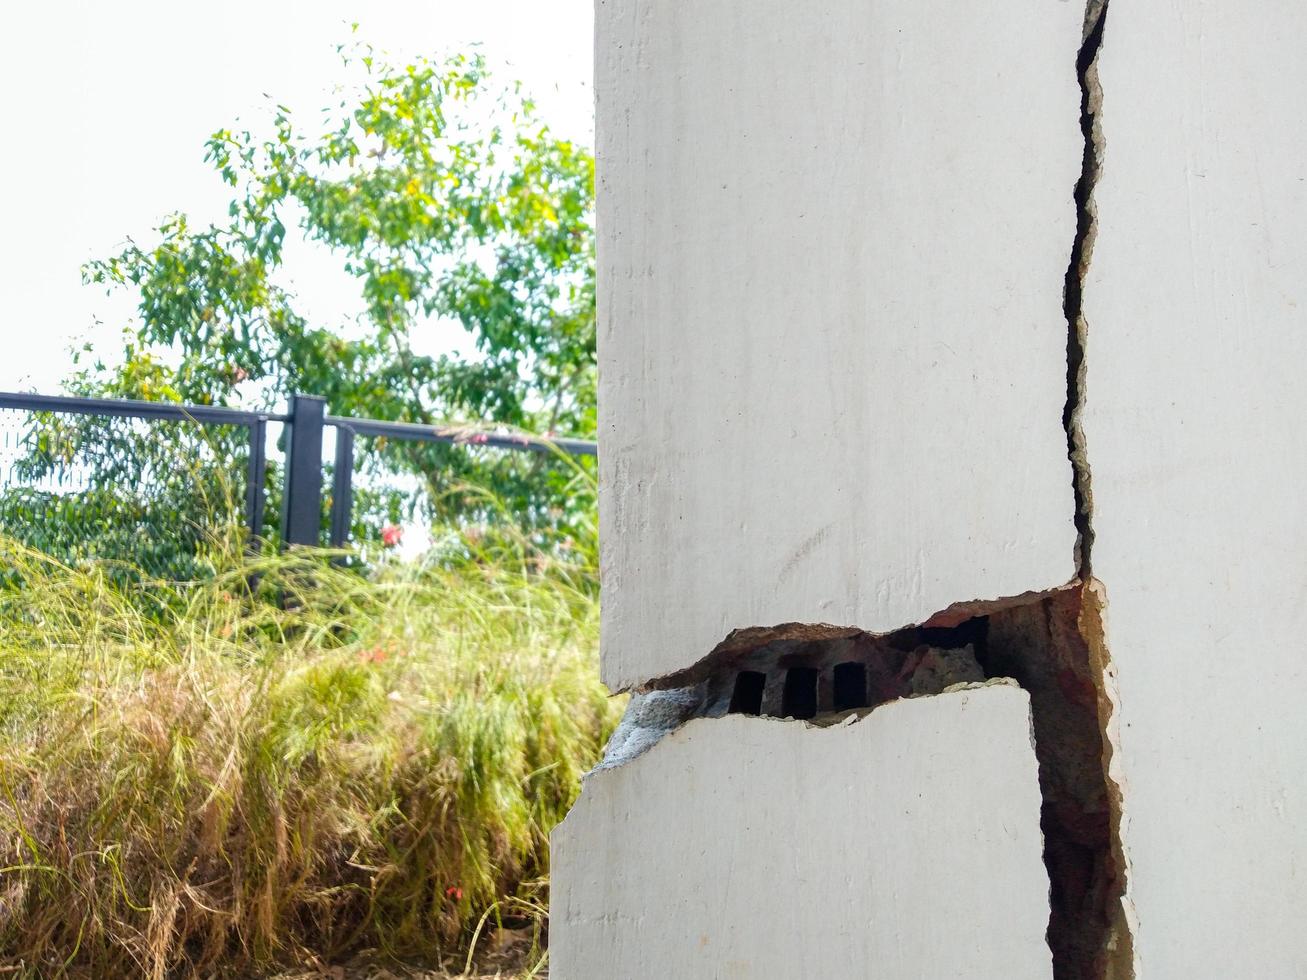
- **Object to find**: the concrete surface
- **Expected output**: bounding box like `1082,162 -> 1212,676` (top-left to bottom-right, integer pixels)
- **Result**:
552,684 -> 1051,979
1083,1 -> 1307,974
595,0 -> 1085,690
578,0 -> 1307,972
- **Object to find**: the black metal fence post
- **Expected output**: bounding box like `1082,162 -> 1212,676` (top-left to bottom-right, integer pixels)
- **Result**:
244,418 -> 267,545
329,425 -> 354,549
281,395 -> 325,547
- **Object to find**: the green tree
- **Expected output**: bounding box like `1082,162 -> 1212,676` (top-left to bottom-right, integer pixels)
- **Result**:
6,45 -> 596,568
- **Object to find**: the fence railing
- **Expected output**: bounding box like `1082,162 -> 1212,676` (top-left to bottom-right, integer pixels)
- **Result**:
0,390 -> 597,553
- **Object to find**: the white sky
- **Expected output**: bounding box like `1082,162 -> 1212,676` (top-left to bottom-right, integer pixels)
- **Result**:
0,0 -> 593,393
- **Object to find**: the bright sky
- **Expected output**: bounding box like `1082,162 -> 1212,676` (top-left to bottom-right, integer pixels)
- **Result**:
0,0 -> 593,393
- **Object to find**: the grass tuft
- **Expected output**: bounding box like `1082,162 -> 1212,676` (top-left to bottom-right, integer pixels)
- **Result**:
0,534 -> 618,977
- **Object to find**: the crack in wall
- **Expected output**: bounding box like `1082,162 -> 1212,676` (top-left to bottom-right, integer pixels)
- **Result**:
1064,2 -> 1137,977
599,587 -> 1131,979
1065,0 -> 1109,577
595,602 -> 1041,774
594,0 -> 1135,974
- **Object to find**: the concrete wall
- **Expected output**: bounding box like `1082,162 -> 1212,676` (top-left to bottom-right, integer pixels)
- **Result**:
596,0 -> 1083,690
1084,2 -> 1307,974
565,0 -> 1307,975
553,685 -> 1052,979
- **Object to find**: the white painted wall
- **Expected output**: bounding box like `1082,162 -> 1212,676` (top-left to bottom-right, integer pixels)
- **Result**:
575,0 -> 1307,972
596,0 -> 1084,690
1084,2 -> 1307,974
552,685 -> 1052,979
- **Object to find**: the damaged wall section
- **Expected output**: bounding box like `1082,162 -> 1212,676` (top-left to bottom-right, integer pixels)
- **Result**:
599,585 -> 1131,980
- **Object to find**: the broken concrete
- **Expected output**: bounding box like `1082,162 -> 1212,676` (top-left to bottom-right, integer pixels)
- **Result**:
596,684 -> 707,771
552,685 -> 1052,980
984,587 -> 1130,980
596,637 -> 983,769
591,586 -> 1133,978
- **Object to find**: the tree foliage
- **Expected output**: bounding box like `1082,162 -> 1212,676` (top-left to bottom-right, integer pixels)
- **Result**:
84,47 -> 595,435
4,46 -> 596,568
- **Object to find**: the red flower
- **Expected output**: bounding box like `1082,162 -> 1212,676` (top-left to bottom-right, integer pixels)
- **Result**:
381,524 -> 403,548
359,646 -> 387,664
445,886 -> 463,901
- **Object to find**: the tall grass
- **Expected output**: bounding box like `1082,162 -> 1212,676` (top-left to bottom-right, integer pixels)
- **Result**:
0,531 -> 618,977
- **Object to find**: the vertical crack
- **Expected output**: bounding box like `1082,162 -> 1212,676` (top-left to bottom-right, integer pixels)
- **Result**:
1064,0 -> 1109,578
1062,3 -> 1138,978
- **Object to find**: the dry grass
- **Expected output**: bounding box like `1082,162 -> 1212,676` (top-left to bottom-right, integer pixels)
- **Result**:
0,533 -> 617,978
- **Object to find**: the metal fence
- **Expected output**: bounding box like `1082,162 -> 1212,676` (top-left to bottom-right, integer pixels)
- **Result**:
0,391 -> 597,565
